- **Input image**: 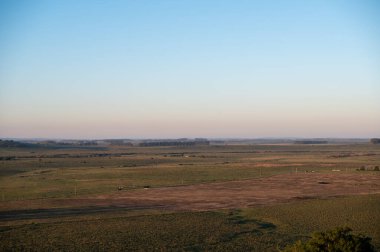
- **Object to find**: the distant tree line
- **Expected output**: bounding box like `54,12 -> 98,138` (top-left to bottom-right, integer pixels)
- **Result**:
0,140 -> 34,148
139,139 -> 210,147
103,140 -> 132,146
370,138 -> 380,144
294,140 -> 328,144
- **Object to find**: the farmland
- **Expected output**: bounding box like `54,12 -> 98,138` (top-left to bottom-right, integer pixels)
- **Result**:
0,143 -> 379,251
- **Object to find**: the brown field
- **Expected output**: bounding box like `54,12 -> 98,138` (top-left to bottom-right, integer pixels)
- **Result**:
99,173 -> 380,211
1,172 -> 379,220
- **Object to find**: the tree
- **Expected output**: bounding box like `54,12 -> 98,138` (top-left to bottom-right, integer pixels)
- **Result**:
370,138 -> 380,144
283,227 -> 374,252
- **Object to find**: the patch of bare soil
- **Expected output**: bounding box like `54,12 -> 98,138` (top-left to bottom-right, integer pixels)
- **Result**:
0,173 -> 379,220
98,173 -> 380,211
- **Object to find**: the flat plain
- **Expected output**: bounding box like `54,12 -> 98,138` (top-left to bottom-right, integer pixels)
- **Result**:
0,143 -> 379,251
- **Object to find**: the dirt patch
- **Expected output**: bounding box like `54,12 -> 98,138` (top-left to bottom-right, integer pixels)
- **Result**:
0,173 -> 379,219
100,173 -> 379,211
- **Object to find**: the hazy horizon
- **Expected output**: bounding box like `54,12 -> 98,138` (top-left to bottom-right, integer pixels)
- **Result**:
1,136 -> 374,141
1,1 -> 379,139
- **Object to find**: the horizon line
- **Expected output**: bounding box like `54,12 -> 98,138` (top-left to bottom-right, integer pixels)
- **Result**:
1,136 -> 376,141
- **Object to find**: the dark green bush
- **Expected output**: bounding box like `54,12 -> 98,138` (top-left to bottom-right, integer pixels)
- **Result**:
283,227 -> 374,252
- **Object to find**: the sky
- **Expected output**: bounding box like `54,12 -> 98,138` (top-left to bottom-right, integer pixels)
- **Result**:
0,0 -> 379,139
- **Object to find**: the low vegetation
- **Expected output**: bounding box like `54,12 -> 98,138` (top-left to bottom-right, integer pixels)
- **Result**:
283,227 -> 374,252
0,195 -> 379,251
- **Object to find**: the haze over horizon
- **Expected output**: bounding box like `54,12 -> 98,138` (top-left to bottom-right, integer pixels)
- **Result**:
1,1 -> 379,139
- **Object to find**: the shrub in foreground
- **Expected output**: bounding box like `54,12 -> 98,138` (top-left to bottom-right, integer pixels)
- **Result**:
283,227 -> 374,252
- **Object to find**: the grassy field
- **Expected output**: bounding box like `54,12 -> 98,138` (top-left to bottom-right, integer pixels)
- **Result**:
1,144 -> 379,201
0,194 -> 379,251
0,143 -> 379,251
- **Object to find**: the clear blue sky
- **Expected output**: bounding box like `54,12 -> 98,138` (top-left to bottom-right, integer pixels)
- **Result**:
1,0 -> 379,139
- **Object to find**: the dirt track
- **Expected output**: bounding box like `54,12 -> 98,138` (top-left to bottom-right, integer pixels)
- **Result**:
1,173 -> 379,220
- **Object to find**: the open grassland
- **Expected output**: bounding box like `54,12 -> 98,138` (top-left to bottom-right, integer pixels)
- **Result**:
1,172 -> 378,213
0,144 -> 379,251
1,144 -> 379,201
242,194 -> 380,248
0,194 -> 379,251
